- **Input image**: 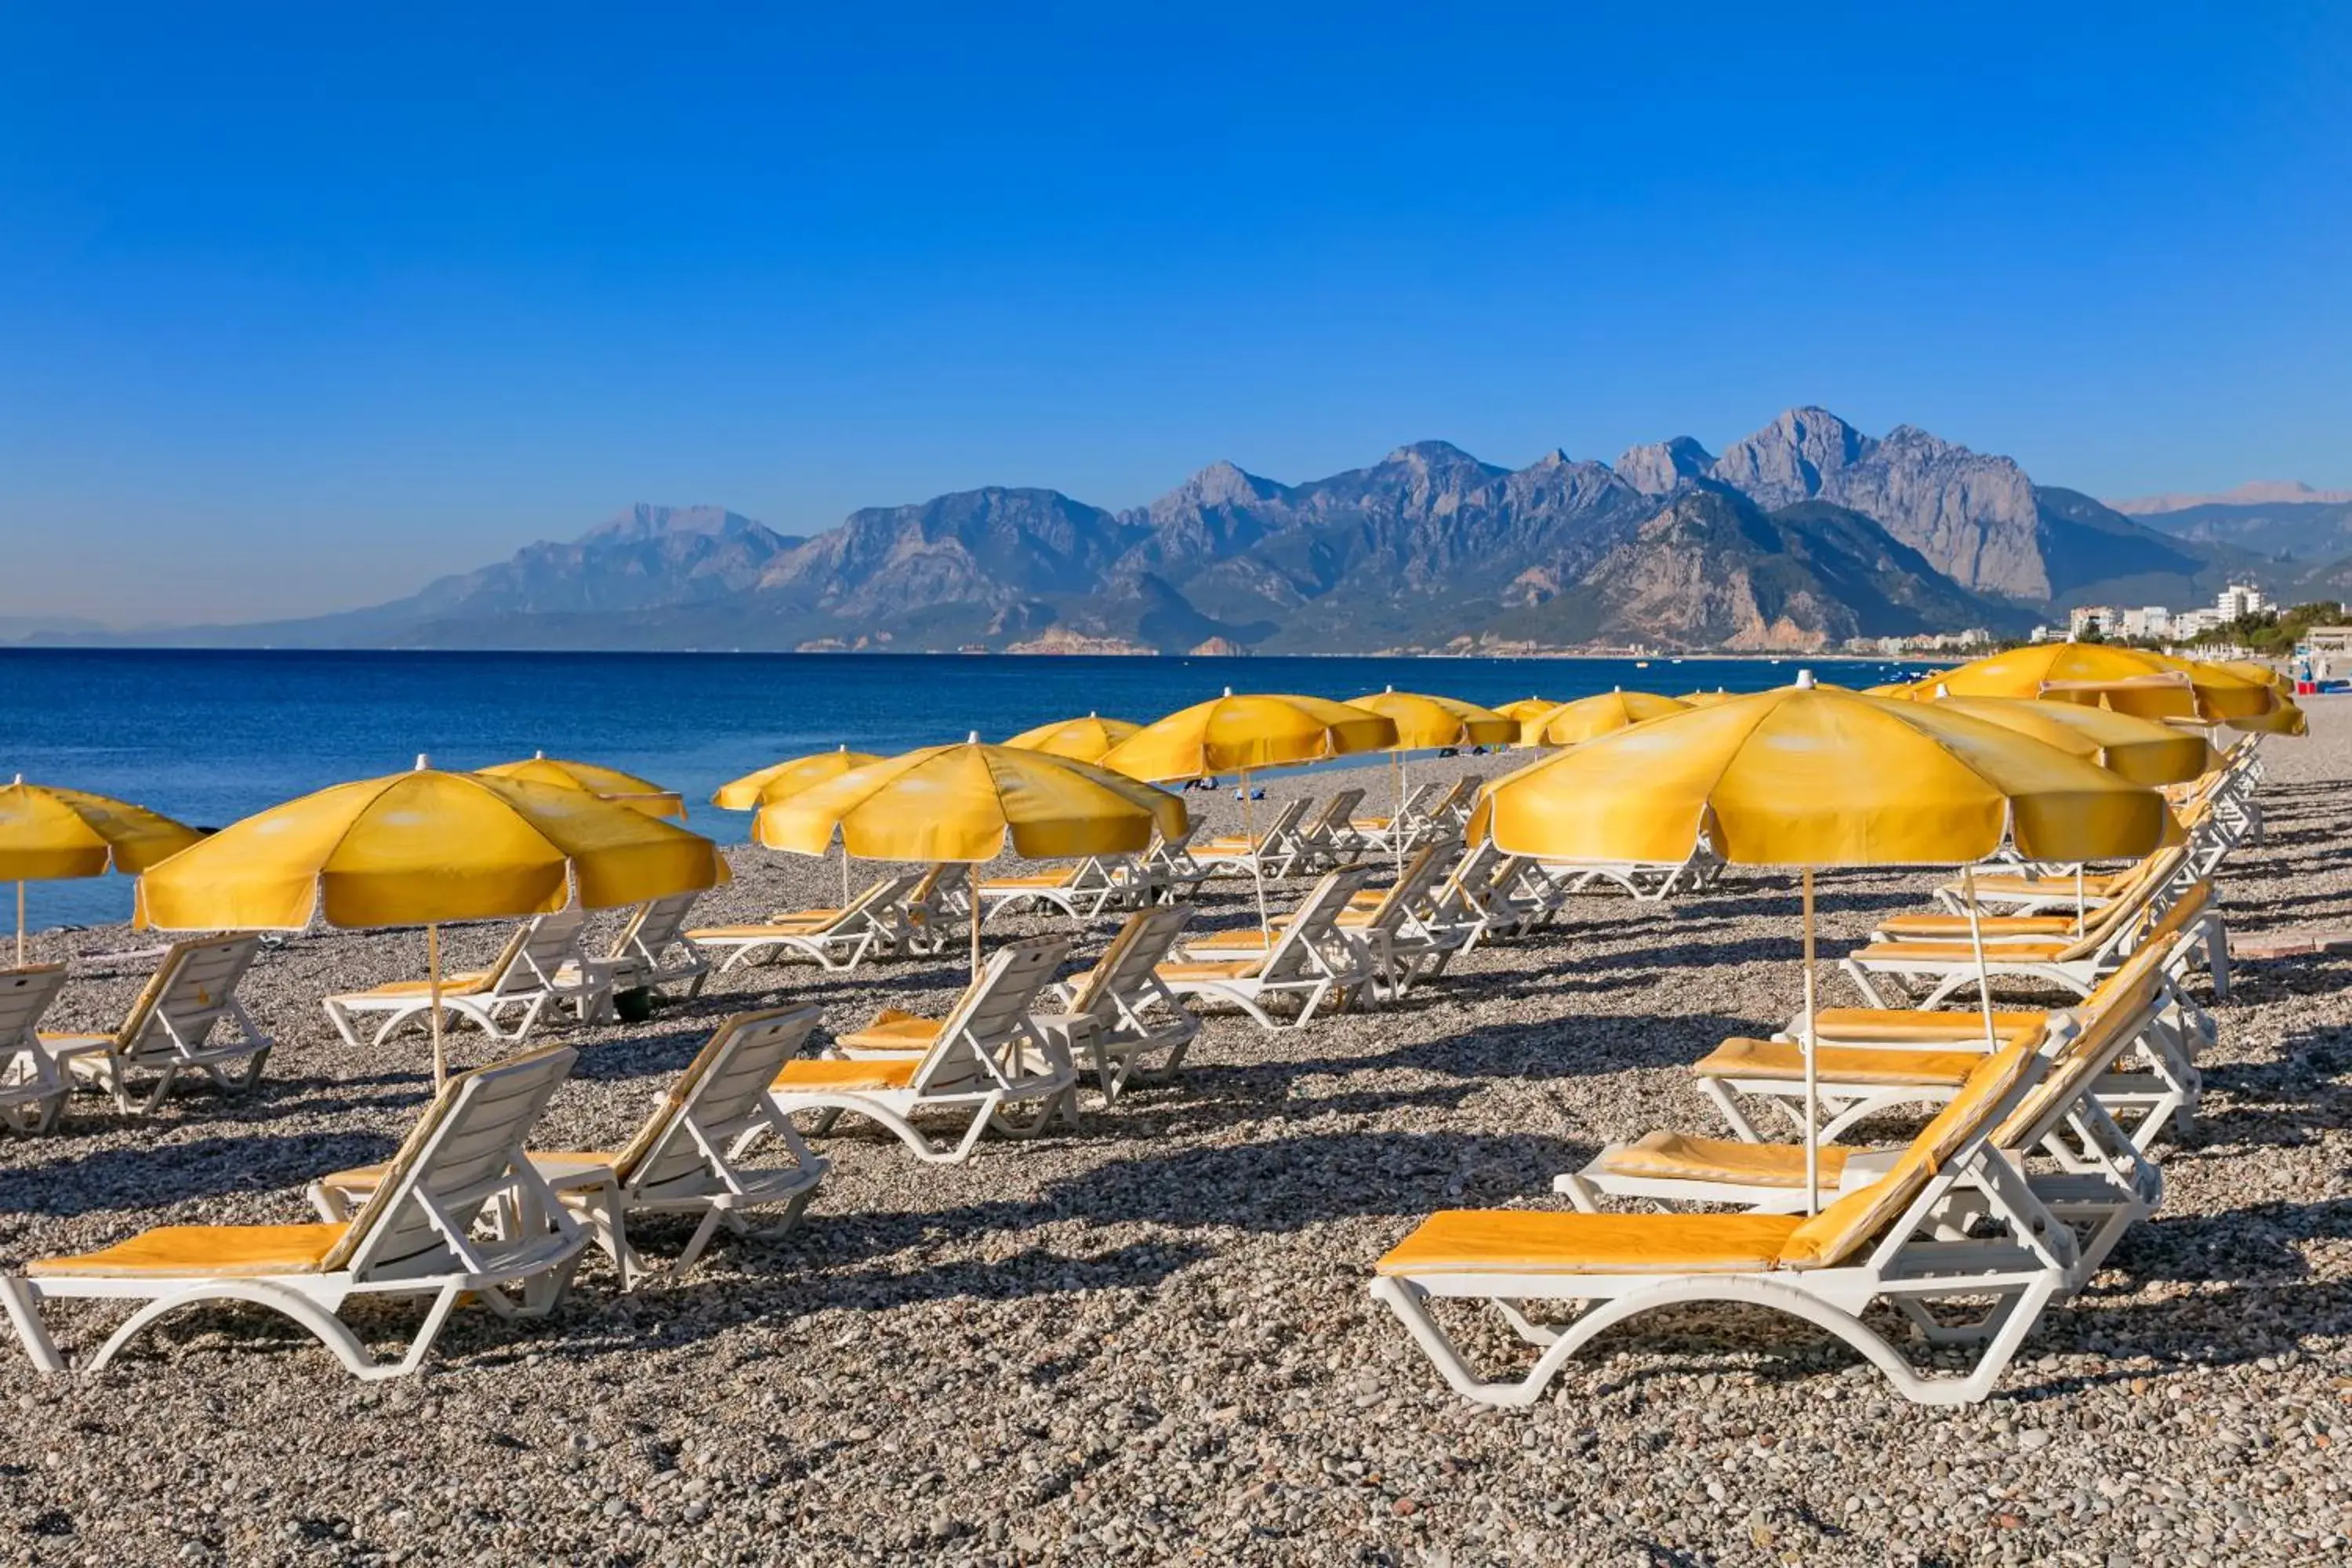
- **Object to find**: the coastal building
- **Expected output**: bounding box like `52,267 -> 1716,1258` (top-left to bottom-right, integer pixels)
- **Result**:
2118,605 -> 2172,639
2216,583 -> 2269,622
2067,604 -> 2120,638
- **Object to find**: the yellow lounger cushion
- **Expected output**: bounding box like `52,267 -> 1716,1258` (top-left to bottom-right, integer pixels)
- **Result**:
982,867 -> 1077,890
1183,929 -> 1281,951
774,1057 -> 920,1091
1847,938 -> 2073,963
30,1222 -> 350,1279
1598,1131 -> 1853,1190
1878,913 -> 2081,938
1695,1036 -> 1985,1087
836,1013 -> 942,1051
689,920 -> 837,941
1966,871 -> 2129,897
335,970 -> 498,1000
1808,1007 -> 2049,1044
1377,1209 -> 1803,1276
1156,959 -> 1268,982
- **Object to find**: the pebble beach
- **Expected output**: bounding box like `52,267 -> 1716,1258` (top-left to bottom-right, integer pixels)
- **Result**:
2,711 -> 2347,1567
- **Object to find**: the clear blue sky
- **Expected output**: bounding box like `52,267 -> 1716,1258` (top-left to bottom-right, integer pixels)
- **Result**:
3,3 -> 2347,623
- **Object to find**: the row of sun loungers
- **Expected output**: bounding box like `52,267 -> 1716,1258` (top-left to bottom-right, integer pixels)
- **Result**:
1371,748 -> 2259,1406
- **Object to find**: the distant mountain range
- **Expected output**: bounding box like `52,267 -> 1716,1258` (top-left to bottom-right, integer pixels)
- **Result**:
24,408 -> 2341,655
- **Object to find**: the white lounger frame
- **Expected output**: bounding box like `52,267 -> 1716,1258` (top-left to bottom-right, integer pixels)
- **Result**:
48,936 -> 277,1113
1160,868 -> 1374,1029
775,938 -> 1077,1164
0,964 -> 71,1134
3,1046 -> 589,1379
323,909 -> 607,1051
1374,1062 -> 2080,1407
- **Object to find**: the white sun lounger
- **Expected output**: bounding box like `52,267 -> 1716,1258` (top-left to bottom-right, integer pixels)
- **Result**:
322,909 -> 607,1051
1373,1041 -> 2075,1406
1695,907 -> 2210,1150
976,856 -> 1133,924
589,892 -> 711,997
1350,782 -> 1443,854
1194,797 -> 1313,880
1041,904 -> 1200,1102
1559,997 -> 2162,1298
688,873 -> 922,975
0,965 -> 71,1134
2,1044 -> 590,1379
42,936 -> 276,1114
1156,869 -> 1374,1029
771,938 -> 1076,1163
316,1008 -> 828,1290
1139,825 -> 1211,904
1295,787 -> 1370,871
1842,866 -> 2226,1011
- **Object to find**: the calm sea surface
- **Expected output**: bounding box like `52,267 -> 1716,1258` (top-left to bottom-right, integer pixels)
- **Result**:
0,648 -> 1935,931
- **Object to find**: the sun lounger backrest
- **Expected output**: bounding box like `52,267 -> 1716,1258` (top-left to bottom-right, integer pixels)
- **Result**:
1254,797 -> 1309,847
911,938 -> 1069,1095
328,1044 -> 578,1277
1363,847 -> 1443,930
612,1007 -> 820,1194
1258,870 -> 1366,979
2051,846 -> 2187,959
612,892 -> 699,964
1066,906 -> 1191,1019
1990,959 -> 2165,1146
114,936 -> 262,1051
1777,1037 -> 2044,1271
826,873 -> 920,932
504,909 -> 589,991
1309,789 -> 1365,834
0,964 -> 67,1044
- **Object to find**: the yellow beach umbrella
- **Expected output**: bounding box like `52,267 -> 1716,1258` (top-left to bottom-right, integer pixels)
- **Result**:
1675,688 -> 1734,706
2211,659 -> 2290,691
137,759 -> 731,1083
757,738 -> 1186,975
1493,697 -> 1557,746
1347,689 -> 1516,869
713,746 -> 884,811
1860,681 -> 1919,698
479,753 -> 686,820
713,746 -> 885,902
1472,673 -> 2176,1211
1929,643 -> 2276,723
2227,696 -> 2308,737
1922,692 -> 2218,786
0,778 -> 202,961
1003,713 -> 1143,765
1102,691 -> 1396,931
1524,689 -> 1690,748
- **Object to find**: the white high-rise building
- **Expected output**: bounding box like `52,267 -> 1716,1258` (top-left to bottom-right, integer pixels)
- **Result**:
2216,583 -> 2269,622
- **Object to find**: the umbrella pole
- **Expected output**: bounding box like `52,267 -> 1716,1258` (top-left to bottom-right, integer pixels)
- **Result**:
427,923 -> 448,1088
970,885 -> 982,980
1244,768 -> 1271,938
1394,753 -> 1407,873
840,844 -> 851,908
1802,868 -> 1820,1216
2075,865 -> 2085,929
1962,866 -> 1999,1054
14,881 -> 23,964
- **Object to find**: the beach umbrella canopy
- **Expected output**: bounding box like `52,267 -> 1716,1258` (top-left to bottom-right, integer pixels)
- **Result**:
1471,673 -> 2178,1212
1003,713 -> 1143,765
711,746 -> 884,811
137,761 -> 731,1083
1345,689 -> 1516,751
2227,695 -> 2308,736
479,753 -> 686,820
756,739 -> 1185,973
1922,692 -> 2219,786
1493,696 -> 1556,725
1675,688 -> 1735,706
1524,689 -> 1690,748
1473,680 -> 2176,868
2211,659 -> 2291,691
0,779 -> 203,961
1099,690 -> 1396,782
1927,643 -> 2277,723
1101,690 -> 1394,934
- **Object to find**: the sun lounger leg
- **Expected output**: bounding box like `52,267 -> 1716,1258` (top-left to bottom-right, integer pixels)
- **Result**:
1840,959 -> 1893,1009
0,1278 -> 64,1373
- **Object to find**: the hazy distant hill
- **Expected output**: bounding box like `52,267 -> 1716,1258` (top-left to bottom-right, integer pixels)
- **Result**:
64,407 -> 2281,654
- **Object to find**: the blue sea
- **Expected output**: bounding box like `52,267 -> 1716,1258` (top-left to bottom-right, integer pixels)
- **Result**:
0,648 -> 1937,932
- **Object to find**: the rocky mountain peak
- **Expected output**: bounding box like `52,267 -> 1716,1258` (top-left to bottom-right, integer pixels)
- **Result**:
578,503 -> 767,546
1383,439 -> 1487,470
1614,435 -> 1715,495
1710,407 -> 1878,506
1171,459 -> 1287,510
